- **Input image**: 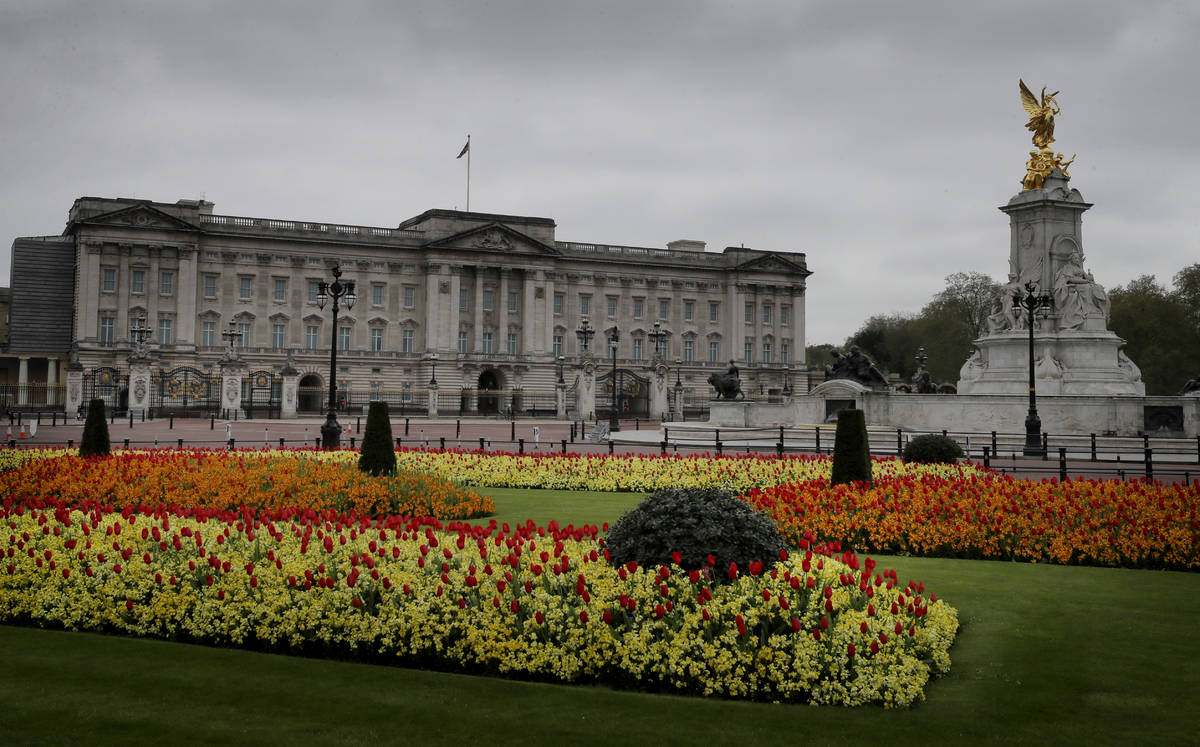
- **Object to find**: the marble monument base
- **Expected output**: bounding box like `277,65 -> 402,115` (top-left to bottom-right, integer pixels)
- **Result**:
958,329 -> 1144,396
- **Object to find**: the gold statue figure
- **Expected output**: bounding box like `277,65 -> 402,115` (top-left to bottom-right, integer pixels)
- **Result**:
1019,79 -> 1059,148
1019,80 -> 1076,190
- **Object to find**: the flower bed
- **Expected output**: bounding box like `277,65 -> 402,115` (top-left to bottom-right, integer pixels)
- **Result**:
745,474 -> 1200,570
0,451 -> 493,521
0,496 -> 957,707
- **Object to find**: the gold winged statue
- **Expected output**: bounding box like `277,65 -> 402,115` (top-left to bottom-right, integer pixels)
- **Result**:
1019,79 -> 1059,147
1019,79 -> 1075,190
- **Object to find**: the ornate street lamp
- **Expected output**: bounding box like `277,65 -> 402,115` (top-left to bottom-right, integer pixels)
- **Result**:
1012,281 -> 1053,456
575,318 -> 594,353
426,353 -> 439,387
316,265 -> 356,448
556,355 -> 566,384
647,320 -> 666,362
782,363 -> 791,396
220,321 -> 242,360
607,326 -> 620,432
674,358 -> 683,422
129,317 -> 153,358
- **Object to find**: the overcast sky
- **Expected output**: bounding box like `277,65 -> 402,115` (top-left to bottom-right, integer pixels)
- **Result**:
2,0 -> 1197,347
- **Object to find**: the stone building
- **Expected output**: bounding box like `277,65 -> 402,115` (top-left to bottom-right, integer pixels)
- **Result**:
2,196 -> 812,419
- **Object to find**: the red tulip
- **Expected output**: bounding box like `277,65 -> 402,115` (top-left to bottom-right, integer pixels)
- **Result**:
735,614 -> 747,637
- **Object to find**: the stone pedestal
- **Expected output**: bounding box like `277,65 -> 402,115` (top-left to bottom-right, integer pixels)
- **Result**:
127,358 -> 153,418
555,382 -> 566,419
280,373 -> 298,418
65,368 -> 84,418
648,362 -> 668,421
427,384 -> 439,418
959,171 -> 1143,396
219,360 -> 245,419
574,358 -> 596,420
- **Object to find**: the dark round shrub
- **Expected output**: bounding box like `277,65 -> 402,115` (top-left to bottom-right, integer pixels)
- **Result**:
604,487 -> 787,580
903,433 -> 964,464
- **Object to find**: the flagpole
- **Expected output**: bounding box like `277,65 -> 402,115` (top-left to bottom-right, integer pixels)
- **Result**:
466,134 -> 471,212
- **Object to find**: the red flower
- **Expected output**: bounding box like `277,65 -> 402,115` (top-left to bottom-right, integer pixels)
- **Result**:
819,616 -> 829,630
535,611 -> 544,625
654,604 -> 665,618
860,621 -> 868,633
510,599 -> 520,613
706,554 -> 716,566
602,609 -> 613,625
727,562 -> 738,580
671,552 -> 683,565
749,561 -> 763,576
353,597 -> 362,608
790,617 -> 802,632
847,643 -> 856,657
125,600 -> 133,611
870,641 -> 880,654
735,614 -> 747,637
579,610 -> 589,623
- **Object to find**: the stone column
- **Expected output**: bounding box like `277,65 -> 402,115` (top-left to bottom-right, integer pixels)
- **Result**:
473,267 -> 484,353
82,244 -> 101,342
117,245 -> 131,344
46,358 -> 60,407
17,357 -> 29,405
177,247 -> 198,349
219,360 -> 245,419
522,269 -> 537,354
127,358 -> 152,418
555,380 -> 566,419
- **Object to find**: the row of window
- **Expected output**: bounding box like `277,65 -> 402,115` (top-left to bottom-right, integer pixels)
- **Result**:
102,270 -> 792,330
101,269 -> 174,295
99,315 -> 790,364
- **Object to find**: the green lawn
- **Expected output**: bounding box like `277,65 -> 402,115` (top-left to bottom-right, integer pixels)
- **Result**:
467,487 -> 644,529
3,488 -> 1199,745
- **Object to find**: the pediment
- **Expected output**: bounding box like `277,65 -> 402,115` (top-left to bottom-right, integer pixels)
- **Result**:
72,203 -> 201,232
425,222 -> 561,257
302,313 -> 324,325
733,252 -> 811,276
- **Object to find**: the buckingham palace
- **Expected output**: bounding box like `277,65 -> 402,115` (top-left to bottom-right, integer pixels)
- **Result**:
2,196 -> 811,420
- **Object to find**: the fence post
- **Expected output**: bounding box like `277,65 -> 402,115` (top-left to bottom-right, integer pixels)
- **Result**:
228,438 -> 235,450
510,421 -> 516,441
211,416 -> 215,430
661,438 -> 668,454
519,438 -> 525,454
561,438 -> 566,454
279,438 -> 285,449
991,430 -> 998,456
608,440 -> 614,455
141,409 -> 145,422
357,417 -> 361,433
1145,447 -> 1153,481
36,412 -> 41,425
1196,435 -> 1199,464
456,420 -> 461,439
1059,447 -> 1067,482
942,429 -> 947,438
9,439 -> 15,448
395,437 -> 402,449
1090,433 -> 1097,461
897,428 -> 903,456
350,436 -> 356,449
479,437 -> 486,452
405,418 -> 410,436
440,437 -> 445,451
983,446 -> 991,469
635,419 -> 640,431
111,411 -> 115,425
123,438 -> 130,450
1042,433 -> 1049,461
169,415 -> 174,430
177,438 -> 183,449
315,437 -> 320,448
715,439 -> 723,455
1143,433 -> 1150,451
814,427 -> 821,454
776,439 -> 783,457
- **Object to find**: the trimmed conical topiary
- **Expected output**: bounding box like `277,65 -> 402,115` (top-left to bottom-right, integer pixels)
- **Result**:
358,400 -> 397,476
79,398 -> 111,458
830,407 -> 872,486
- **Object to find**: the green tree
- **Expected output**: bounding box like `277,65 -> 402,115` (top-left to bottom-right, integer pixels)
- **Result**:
846,314 -> 919,381
79,399 -> 111,458
1171,263 -> 1200,330
1109,275 -> 1200,394
358,401 -> 397,476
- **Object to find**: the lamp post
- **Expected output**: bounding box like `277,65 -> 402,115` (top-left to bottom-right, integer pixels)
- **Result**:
607,326 -> 620,432
426,353 -> 439,387
316,265 -> 357,448
556,355 -> 566,384
1012,281 -> 1053,456
782,363 -> 791,396
674,358 -> 683,421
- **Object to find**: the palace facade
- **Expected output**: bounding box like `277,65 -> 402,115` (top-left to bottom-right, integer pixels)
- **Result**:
3,196 -> 811,417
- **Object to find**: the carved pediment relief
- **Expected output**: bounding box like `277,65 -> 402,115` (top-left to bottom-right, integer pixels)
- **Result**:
268,312 -> 291,323
302,313 -> 324,325
74,203 -> 200,232
426,222 -> 561,257
735,252 -> 812,276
